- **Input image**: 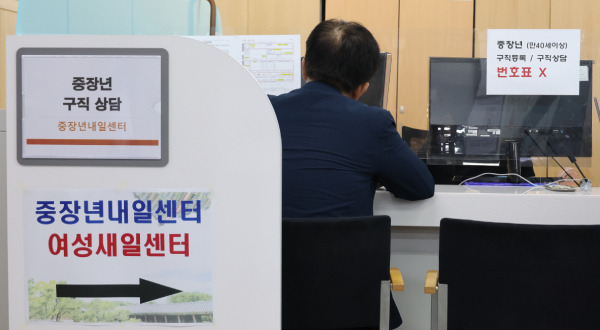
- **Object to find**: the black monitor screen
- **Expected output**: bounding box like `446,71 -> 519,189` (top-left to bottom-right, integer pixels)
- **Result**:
427,57 -> 593,165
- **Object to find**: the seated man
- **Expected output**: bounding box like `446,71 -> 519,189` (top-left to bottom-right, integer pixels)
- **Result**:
270,19 -> 435,329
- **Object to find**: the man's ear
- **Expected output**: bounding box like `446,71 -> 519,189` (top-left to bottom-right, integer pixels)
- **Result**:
349,82 -> 369,100
302,58 -> 308,81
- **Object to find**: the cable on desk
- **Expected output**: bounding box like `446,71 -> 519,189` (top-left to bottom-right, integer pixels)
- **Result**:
458,172 -> 536,187
458,173 -> 590,192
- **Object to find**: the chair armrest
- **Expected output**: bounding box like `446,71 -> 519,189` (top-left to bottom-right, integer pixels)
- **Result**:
389,267 -> 405,291
424,270 -> 439,294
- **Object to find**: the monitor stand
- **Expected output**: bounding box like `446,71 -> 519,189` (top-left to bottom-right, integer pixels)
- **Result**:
505,140 -> 521,183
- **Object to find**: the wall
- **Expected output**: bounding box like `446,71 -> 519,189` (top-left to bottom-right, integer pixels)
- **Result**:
396,0 -> 473,130
326,0 -> 400,115
473,0 -> 551,57
326,0 -> 472,128
0,0 -> 18,110
217,0 -> 320,55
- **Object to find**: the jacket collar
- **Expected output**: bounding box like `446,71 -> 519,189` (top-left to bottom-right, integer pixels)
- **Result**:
302,80 -> 342,95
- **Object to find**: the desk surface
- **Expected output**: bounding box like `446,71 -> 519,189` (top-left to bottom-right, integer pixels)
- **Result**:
374,185 -> 600,227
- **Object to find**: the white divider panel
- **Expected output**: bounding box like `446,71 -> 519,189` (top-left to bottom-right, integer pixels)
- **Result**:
6,35 -> 281,330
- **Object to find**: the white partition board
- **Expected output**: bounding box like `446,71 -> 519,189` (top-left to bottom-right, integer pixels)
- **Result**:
6,35 -> 281,330
1,109 -> 7,330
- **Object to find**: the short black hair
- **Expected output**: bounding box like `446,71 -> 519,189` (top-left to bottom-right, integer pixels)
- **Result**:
304,19 -> 380,93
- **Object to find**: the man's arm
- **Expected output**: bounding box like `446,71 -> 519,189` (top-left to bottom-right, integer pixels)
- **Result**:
375,113 -> 435,201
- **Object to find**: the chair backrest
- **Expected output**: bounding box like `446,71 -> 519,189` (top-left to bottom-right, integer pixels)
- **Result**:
282,215 -> 391,329
401,126 -> 428,156
439,218 -> 600,330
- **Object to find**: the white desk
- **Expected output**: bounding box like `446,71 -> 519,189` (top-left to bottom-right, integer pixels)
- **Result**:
375,184 -> 600,227
376,184 -> 600,330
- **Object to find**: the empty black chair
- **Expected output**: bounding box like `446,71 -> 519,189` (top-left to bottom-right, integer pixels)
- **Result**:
283,215 -> 404,330
425,218 -> 600,330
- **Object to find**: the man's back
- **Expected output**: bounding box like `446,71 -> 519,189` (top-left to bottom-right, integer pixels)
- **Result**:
275,19 -> 434,329
271,81 -> 434,218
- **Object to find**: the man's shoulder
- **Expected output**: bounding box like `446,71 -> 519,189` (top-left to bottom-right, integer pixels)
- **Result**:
269,85 -> 340,112
268,87 -> 310,105
269,83 -> 394,125
348,101 -> 395,123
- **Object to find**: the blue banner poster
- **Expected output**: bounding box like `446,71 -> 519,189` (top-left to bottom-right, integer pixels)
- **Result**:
23,190 -> 214,325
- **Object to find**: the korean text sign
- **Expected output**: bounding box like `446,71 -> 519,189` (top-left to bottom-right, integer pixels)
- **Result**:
486,29 -> 580,95
23,190 -> 214,323
17,48 -> 168,165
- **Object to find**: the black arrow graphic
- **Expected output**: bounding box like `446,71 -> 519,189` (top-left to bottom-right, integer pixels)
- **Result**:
56,278 -> 182,303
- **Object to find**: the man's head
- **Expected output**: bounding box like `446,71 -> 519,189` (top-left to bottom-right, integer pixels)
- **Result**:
304,19 -> 380,95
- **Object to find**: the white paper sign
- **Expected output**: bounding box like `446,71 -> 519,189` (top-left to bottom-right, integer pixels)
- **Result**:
487,29 -> 580,95
188,35 -> 302,96
19,49 -> 167,163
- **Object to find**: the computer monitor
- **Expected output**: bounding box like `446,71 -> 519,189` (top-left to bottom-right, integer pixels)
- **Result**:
427,57 -> 593,167
301,52 -> 393,109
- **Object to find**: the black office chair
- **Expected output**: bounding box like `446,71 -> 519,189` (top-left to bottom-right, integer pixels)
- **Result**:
425,218 -> 600,330
282,216 -> 404,330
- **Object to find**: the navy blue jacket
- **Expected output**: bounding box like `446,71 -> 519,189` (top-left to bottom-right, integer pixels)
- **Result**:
270,81 -> 435,218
